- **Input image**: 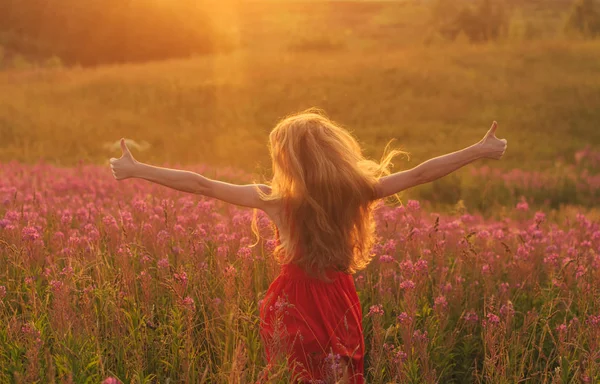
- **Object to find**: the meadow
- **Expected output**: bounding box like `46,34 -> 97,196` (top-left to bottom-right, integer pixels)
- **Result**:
1,0 -> 600,382
0,161 -> 599,383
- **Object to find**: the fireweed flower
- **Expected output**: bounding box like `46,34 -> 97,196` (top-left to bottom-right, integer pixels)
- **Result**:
132,199 -> 147,213
214,223 -> 228,234
224,265 -> 236,278
368,304 -> 384,317
534,211 -> 546,223
216,233 -> 229,243
116,245 -> 132,258
102,215 -> 119,231
407,200 -> 420,211
4,210 -> 19,222
516,200 -> 529,212
484,313 -> 500,327
192,227 -> 207,238
476,230 -> 490,240
413,329 -> 428,343
237,246 -> 253,261
181,296 -> 195,310
441,282 -> 452,294
102,377 -> 121,384
415,259 -> 428,273
157,258 -> 170,269
21,226 -> 41,242
60,266 -> 73,277
399,280 -> 415,291
379,255 -> 394,263
434,295 -> 448,312
396,312 -> 412,325
460,214 -> 477,224
49,280 -> 63,292
173,224 -> 186,236
324,352 -> 343,377
383,239 -> 397,254
156,230 -> 170,245
464,311 -> 479,324
500,302 -> 515,318
265,239 -> 277,254
60,211 -> 72,226
217,246 -> 229,258
555,324 -> 567,334
239,236 -> 252,247
393,349 -> 408,364
354,275 -> 365,288
84,224 -> 100,241
543,253 -> 560,267
142,223 -> 153,234
173,271 -> 188,286
587,315 -> 600,328
399,260 -> 414,275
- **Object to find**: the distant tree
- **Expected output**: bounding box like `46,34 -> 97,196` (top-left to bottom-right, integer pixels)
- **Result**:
0,0 -> 224,66
565,0 -> 600,37
432,0 -> 510,43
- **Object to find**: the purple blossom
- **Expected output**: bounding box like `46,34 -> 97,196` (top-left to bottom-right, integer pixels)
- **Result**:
396,312 -> 412,325
157,258 -> 170,269
399,280 -> 415,290
434,295 -> 448,311
368,304 -> 384,317
464,311 -> 479,323
21,226 -> 40,241
379,254 -> 394,263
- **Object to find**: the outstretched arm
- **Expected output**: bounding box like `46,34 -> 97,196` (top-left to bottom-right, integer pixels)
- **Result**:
109,139 -> 272,211
375,121 -> 507,199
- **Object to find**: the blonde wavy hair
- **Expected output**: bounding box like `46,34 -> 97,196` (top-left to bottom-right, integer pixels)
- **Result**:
257,109 -> 407,280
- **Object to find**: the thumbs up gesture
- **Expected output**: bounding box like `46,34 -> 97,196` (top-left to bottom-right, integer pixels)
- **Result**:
109,138 -> 139,180
478,121 -> 507,160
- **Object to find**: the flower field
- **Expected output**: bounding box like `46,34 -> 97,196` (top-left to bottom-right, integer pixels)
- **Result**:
0,159 -> 599,383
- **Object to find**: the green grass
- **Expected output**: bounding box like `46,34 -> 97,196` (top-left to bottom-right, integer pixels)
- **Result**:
0,1 -> 599,184
2,40 -> 600,172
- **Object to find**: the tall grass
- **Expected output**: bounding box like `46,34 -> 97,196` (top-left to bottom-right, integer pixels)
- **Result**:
0,162 -> 599,382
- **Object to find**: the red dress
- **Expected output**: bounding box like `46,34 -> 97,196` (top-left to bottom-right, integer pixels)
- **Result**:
259,229 -> 365,383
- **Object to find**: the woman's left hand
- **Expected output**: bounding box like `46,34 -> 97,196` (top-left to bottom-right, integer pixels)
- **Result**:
109,138 -> 139,180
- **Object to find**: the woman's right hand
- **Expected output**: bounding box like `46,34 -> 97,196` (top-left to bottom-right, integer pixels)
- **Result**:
109,138 -> 139,180
478,121 -> 507,160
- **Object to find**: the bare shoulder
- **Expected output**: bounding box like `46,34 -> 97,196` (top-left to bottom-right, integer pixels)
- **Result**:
255,184 -> 284,227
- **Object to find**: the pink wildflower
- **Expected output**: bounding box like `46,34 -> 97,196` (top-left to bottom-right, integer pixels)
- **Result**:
21,226 -> 40,241
368,304 -> 384,317
434,295 -> 448,311
157,258 -> 170,269
399,280 -> 415,290
379,255 -> 394,263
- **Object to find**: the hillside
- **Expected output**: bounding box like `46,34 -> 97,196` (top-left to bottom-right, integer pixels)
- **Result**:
1,40 -> 599,171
